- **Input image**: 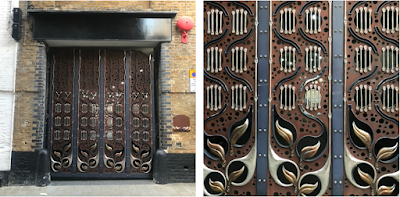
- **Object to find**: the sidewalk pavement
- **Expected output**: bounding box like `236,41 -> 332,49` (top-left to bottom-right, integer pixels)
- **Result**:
0,180 -> 195,196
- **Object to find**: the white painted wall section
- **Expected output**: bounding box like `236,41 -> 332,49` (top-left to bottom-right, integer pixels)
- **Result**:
0,0 -> 18,171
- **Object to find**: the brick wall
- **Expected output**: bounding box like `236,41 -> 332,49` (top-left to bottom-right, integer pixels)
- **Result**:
14,1 -> 196,154
0,0 -> 19,171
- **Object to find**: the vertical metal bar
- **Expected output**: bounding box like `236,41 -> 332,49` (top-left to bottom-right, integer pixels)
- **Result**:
99,49 -> 104,174
72,49 -> 79,174
332,1 -> 343,195
124,50 -> 130,174
46,52 -> 54,159
257,1 -> 268,194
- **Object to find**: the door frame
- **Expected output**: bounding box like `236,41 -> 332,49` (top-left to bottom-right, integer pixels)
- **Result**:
44,48 -> 158,179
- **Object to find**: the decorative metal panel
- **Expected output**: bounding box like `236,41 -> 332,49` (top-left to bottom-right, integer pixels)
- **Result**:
129,51 -> 153,174
266,1 -> 332,196
50,50 -> 74,173
77,50 -> 100,173
343,1 -> 399,196
49,49 -> 152,177
203,1 -> 257,195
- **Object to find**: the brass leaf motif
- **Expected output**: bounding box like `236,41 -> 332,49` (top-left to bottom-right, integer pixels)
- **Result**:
90,143 -> 97,153
114,165 -> 122,171
207,139 -> 226,167
142,166 -> 148,172
53,151 -> 61,159
226,166 -> 245,192
132,144 -> 140,153
377,184 -> 395,196
230,119 -> 249,156
89,160 -> 96,166
141,151 -> 149,159
105,143 -> 113,152
80,150 -> 88,158
134,160 -> 140,167
63,143 -> 72,152
81,164 -> 88,171
282,166 -> 296,184
54,164 -> 61,170
299,141 -> 320,170
115,151 -> 123,158
375,143 -> 398,170
357,167 -> 374,186
107,160 -> 114,168
299,182 -> 318,196
352,121 -> 372,159
209,179 -> 225,194
62,160 -> 69,167
275,120 -> 294,157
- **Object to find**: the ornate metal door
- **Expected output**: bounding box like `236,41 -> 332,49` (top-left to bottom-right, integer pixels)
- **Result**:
204,1 -> 399,196
49,49 -> 153,177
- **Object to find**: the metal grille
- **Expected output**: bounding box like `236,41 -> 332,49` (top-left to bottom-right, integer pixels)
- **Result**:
49,49 -> 152,177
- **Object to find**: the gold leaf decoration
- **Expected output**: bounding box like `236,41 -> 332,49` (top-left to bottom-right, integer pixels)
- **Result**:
53,151 -> 61,159
282,166 -> 297,184
226,166 -> 245,192
209,179 -> 225,194
357,167 -> 374,186
90,143 -> 97,153
299,182 -> 318,196
132,144 -> 140,153
230,119 -> 249,156
352,121 -> 372,159
375,143 -> 398,170
81,164 -> 88,171
114,165 -> 122,171
115,151 -> 123,158
80,150 -> 88,158
377,184 -> 395,196
142,166 -> 148,172
299,141 -> 320,170
105,143 -> 113,152
63,143 -> 72,152
141,151 -> 149,159
54,164 -> 61,170
89,160 -> 96,166
107,160 -> 114,168
62,160 -> 69,167
275,120 -> 294,157
207,139 -> 226,167
134,160 -> 140,167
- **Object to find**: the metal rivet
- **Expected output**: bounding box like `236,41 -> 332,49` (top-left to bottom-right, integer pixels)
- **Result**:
339,30 -> 342,32
334,181 -> 337,184
339,155 -> 342,159
334,80 -> 337,83
264,79 -> 267,83
263,129 -> 267,132
339,5 -> 342,8
339,105 -> 342,108
260,30 -> 263,33
334,5 -> 337,8
339,55 -> 342,58
258,154 -> 261,157
334,30 -> 337,33
263,154 -> 266,157
264,104 -> 267,107
339,181 -> 342,184
339,130 -> 342,133
264,30 -> 267,33
259,104 -> 262,107
258,179 -> 262,182
260,55 -> 263,58
334,130 -> 337,133
264,55 -> 267,58
334,155 -> 337,158
334,55 -> 337,58
334,105 -> 337,108
263,179 -> 266,182
259,80 -> 263,82
259,129 -> 262,132
260,6 -> 264,9
339,80 -> 342,83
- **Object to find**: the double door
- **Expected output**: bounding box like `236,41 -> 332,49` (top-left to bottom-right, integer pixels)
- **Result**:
49,49 -> 153,177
